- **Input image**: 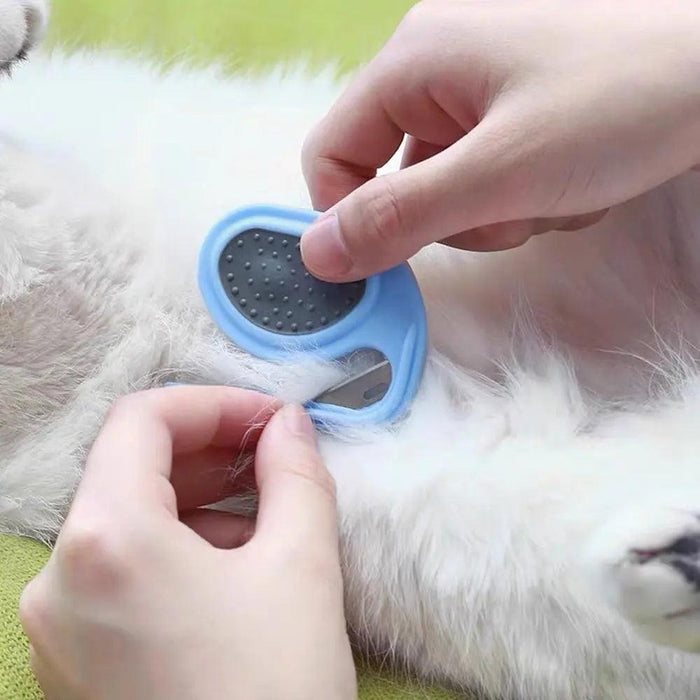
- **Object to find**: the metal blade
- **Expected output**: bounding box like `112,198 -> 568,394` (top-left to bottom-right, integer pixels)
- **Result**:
312,359 -> 392,410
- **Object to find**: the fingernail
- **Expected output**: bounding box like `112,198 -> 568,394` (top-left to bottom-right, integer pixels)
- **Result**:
301,213 -> 351,278
282,404 -> 316,441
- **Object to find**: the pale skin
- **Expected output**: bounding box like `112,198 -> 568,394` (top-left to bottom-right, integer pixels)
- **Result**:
19,2 -> 700,698
19,388 -> 357,700
301,0 -> 700,282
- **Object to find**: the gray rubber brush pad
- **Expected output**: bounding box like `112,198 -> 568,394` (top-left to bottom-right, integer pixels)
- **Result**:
218,228 -> 366,335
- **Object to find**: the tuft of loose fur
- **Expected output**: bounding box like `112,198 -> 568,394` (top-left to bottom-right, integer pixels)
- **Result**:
2,43 -> 700,699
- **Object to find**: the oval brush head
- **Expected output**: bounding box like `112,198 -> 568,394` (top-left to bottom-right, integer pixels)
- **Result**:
218,227 -> 365,335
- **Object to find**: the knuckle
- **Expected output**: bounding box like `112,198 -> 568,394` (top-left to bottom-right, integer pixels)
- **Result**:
301,128 -> 321,180
305,156 -> 341,209
18,579 -> 48,640
56,522 -> 132,595
359,180 -> 404,253
301,131 -> 348,210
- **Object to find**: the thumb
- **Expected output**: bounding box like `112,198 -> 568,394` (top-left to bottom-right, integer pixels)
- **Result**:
300,114 -> 529,282
254,404 -> 339,551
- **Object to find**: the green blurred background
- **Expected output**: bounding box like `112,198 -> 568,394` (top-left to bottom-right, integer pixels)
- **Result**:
47,0 -> 415,75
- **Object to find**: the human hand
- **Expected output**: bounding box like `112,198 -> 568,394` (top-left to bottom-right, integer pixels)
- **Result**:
19,387 -> 357,700
301,0 -> 700,281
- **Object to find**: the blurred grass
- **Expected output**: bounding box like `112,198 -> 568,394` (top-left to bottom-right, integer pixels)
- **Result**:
46,0 -> 415,75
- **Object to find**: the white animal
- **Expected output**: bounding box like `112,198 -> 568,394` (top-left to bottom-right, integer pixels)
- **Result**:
2,2 -> 700,697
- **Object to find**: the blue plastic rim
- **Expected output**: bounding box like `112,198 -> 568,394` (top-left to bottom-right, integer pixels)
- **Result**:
198,204 -> 428,429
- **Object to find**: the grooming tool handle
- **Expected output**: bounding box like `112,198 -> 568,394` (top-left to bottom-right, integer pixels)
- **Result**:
305,261 -> 427,429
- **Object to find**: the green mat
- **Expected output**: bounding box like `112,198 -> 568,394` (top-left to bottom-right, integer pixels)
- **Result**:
0,536 -> 46,700
0,536 -> 463,699
1,1 -> 467,697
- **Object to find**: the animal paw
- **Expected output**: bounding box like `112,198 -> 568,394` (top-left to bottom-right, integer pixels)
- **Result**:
0,0 -> 48,71
589,505 -> 700,652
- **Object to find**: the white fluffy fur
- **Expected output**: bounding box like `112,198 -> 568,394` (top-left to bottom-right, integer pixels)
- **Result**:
2,6 -> 700,697
0,0 -> 45,66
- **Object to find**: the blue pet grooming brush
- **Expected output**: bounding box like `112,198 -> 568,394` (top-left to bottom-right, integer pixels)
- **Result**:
197,204 -> 427,430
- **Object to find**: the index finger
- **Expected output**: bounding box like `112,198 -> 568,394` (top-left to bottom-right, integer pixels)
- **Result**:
302,53 -> 466,211
302,63 -> 405,210
73,386 -> 279,515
